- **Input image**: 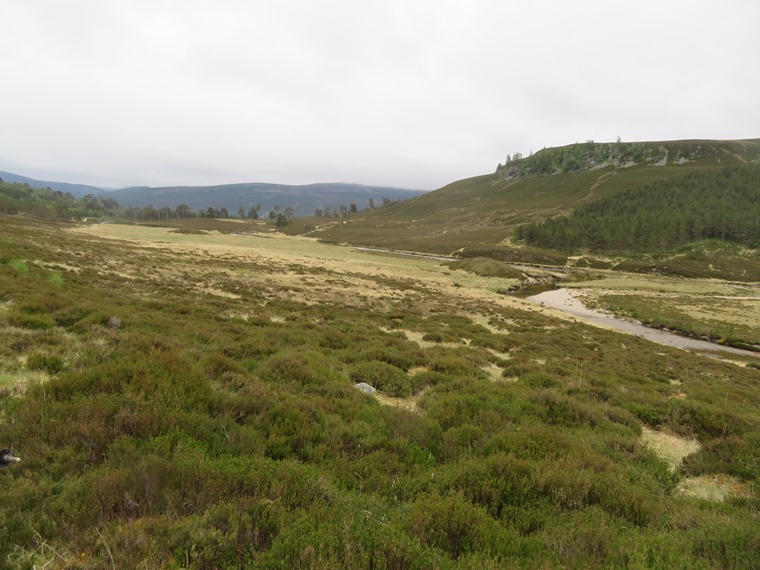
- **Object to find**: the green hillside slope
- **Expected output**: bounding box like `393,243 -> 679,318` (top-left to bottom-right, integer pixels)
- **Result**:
314,139 -> 760,257
520,164 -> 760,252
0,170 -> 104,197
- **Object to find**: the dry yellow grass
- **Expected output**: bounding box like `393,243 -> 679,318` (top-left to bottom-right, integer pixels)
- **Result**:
373,392 -> 423,412
486,348 -> 512,361
565,276 -> 752,296
677,475 -> 752,502
481,362 -> 504,382
639,426 -> 753,502
71,224 -> 530,312
0,369 -> 49,398
640,426 -> 700,472
675,300 -> 760,329
399,330 -> 466,350
471,314 -> 514,334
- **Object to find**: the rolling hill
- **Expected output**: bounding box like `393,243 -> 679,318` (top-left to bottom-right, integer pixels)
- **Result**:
101,182 -> 426,217
311,139 -> 760,257
0,171 -> 426,217
519,164 -> 760,252
0,170 -> 104,197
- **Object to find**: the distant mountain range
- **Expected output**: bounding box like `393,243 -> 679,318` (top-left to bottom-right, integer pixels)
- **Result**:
0,171 -> 426,216
0,171 -> 104,196
103,182 -> 426,217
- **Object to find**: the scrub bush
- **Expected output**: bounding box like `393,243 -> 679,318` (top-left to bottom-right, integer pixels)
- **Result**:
349,361 -> 410,397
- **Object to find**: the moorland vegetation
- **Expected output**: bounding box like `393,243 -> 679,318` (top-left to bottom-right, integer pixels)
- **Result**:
1,137 -> 760,568
1,213 -> 759,568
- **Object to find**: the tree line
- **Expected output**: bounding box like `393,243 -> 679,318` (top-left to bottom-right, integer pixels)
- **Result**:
0,181 -> 120,220
0,179 -> 392,223
516,164 -> 760,253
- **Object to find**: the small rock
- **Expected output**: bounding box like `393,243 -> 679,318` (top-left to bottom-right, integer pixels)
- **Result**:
107,316 -> 122,330
353,382 -> 376,395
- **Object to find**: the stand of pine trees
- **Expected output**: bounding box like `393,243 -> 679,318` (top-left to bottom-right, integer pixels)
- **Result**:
517,165 -> 760,252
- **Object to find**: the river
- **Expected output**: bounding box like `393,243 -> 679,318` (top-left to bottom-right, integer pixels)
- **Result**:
526,288 -> 760,359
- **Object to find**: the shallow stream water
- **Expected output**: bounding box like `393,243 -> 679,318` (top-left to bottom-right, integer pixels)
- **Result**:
526,287 -> 760,359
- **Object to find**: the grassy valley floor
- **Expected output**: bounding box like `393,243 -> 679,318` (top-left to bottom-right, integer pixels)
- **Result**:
1,217 -> 759,568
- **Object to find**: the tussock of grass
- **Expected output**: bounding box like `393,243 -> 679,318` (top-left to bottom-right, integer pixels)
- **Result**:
640,426 -> 700,472
374,391 -> 424,412
8,258 -> 28,274
481,362 -> 504,382
0,369 -> 49,396
677,475 -> 752,502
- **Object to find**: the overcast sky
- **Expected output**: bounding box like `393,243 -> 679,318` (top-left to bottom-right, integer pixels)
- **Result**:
1,1 -> 758,190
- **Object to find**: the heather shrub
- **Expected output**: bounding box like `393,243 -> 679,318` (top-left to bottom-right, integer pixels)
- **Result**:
348,361 -> 410,397
26,351 -> 65,374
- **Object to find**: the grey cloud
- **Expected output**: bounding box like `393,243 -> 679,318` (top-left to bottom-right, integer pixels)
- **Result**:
1,0 -> 758,190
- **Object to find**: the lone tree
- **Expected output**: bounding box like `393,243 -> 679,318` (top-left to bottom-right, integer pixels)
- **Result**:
275,212 -> 288,227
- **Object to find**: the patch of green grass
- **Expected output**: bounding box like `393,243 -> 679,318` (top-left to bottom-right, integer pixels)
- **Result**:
8,258 -> 28,274
48,272 -> 65,287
